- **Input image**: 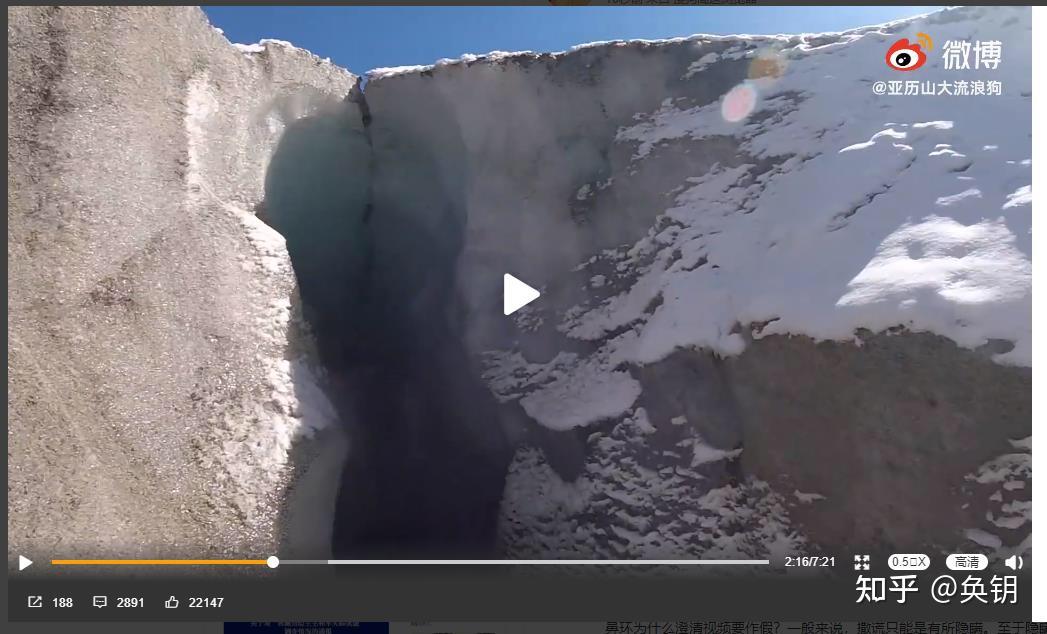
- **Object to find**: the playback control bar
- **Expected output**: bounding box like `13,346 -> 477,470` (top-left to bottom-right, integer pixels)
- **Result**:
9,569 -> 1032,622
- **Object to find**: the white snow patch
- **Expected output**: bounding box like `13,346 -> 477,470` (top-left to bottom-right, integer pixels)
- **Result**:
928,147 -> 966,157
935,188 -> 982,206
519,366 -> 641,431
367,65 -> 432,79
793,490 -> 827,504
684,52 -> 720,79
233,42 -> 265,54
233,39 -> 298,54
912,120 -> 954,130
1002,185 -> 1031,209
690,437 -> 742,467
839,127 -> 907,153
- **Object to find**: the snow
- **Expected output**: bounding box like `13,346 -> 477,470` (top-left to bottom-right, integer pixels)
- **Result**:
968,453 -> 1031,485
364,29 -> 823,83
232,38 -> 300,54
684,52 -> 720,79
233,42 -> 265,54
793,490 -> 826,504
571,5 -> 1031,373
1002,185 -> 1031,209
960,441 -> 1031,559
912,120 -> 955,130
499,417 -> 804,561
259,38 -> 295,48
367,51 -> 526,80
934,188 -> 981,205
367,64 -> 432,79
689,437 -> 742,468
231,38 -> 339,70
519,365 -> 641,431
839,127 -> 908,153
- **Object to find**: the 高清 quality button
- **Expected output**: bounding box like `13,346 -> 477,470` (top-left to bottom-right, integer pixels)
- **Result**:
946,553 -> 988,571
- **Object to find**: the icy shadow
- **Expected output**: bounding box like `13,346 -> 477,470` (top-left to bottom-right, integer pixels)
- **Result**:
261,99 -> 372,365
331,87 -> 515,559
262,93 -> 513,559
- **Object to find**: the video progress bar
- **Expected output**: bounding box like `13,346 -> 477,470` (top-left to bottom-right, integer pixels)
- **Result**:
51,559 -> 271,566
45,558 -> 769,568
279,559 -> 771,566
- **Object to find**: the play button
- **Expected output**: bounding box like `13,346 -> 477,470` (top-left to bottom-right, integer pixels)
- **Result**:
19,555 -> 32,571
503,273 -> 540,316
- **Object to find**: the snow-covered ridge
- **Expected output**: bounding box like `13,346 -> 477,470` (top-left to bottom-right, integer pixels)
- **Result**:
365,7 -> 941,82
368,51 -> 526,80
229,38 -> 338,67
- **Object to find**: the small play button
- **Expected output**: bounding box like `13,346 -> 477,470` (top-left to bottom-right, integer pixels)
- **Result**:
503,274 -> 540,316
19,555 -> 32,571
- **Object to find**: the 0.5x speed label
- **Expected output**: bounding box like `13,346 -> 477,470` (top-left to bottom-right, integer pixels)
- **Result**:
888,554 -> 930,571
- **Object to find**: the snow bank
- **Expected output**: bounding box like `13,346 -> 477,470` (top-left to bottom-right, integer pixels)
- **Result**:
602,21 -> 1032,364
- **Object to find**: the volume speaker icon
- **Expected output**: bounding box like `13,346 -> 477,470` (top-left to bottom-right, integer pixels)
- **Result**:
1004,555 -> 1024,570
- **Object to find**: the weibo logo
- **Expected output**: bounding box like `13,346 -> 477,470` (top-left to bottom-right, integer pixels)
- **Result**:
886,35 -> 931,72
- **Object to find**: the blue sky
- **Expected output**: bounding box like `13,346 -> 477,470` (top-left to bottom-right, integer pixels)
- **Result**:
203,6 -> 943,76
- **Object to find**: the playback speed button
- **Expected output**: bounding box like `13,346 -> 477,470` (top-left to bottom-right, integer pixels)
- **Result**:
888,553 -> 930,570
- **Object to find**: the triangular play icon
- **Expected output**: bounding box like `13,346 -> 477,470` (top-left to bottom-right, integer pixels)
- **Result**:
503,273 -> 540,316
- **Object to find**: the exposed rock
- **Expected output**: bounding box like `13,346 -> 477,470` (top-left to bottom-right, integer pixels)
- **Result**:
728,331 -> 1030,558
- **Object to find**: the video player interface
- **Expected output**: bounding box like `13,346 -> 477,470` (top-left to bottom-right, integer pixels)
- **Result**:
6,2 -> 1036,627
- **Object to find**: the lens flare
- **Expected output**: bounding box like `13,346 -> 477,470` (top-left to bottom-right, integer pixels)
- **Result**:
721,82 -> 758,123
748,49 -> 786,83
